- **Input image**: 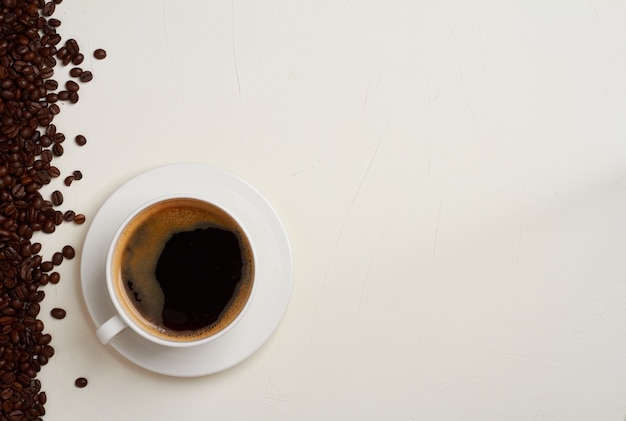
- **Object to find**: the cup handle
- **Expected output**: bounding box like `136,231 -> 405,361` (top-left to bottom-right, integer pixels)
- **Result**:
96,315 -> 128,344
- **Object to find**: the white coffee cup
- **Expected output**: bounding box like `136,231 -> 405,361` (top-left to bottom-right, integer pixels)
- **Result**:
96,195 -> 255,348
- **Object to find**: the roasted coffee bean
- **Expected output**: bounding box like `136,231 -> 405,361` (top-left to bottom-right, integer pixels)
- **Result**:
71,53 -> 84,65
48,166 -> 61,178
51,190 -> 63,206
69,91 -> 79,103
52,143 -> 63,156
49,272 -> 60,284
93,48 -> 107,59
47,125 -> 57,137
54,210 -> 64,225
74,134 -> 87,146
66,39 -> 79,54
50,308 -> 66,319
79,71 -> 93,82
57,90 -> 69,101
40,261 -> 53,272
72,170 -> 82,180
38,334 -> 52,346
56,46 -> 68,59
64,175 -> 74,186
26,302 -> 40,317
65,80 -> 79,92
74,214 -> 86,224
63,210 -> 75,221
52,252 -> 63,265
69,67 -> 82,77
62,245 -> 75,259
74,377 -> 88,388
42,1 -> 55,16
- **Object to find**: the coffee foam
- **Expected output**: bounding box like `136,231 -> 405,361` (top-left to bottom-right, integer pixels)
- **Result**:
111,198 -> 254,342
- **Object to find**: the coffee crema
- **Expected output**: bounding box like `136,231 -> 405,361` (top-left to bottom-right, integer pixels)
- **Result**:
111,198 -> 254,342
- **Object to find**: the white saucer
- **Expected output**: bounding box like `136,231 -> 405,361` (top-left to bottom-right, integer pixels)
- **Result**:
80,163 -> 293,377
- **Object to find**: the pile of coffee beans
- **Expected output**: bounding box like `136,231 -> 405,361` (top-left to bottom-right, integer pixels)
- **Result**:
1,0 -> 105,418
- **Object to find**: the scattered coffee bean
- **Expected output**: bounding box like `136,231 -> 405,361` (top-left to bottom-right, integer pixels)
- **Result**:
75,377 -> 88,388
71,53 -> 84,65
79,71 -> 93,82
75,134 -> 87,146
70,67 -> 83,77
50,308 -> 66,320
52,143 -> 64,157
93,48 -> 107,59
49,166 -> 61,178
49,272 -> 61,285
51,190 -> 63,206
74,214 -> 86,224
63,210 -> 76,222
52,252 -> 63,266
64,175 -> 74,186
44,79 -> 59,90
72,170 -> 83,180
62,245 -> 75,259
65,80 -> 79,92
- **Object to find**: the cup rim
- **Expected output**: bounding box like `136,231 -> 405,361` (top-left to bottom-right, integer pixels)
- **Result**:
104,193 -> 257,348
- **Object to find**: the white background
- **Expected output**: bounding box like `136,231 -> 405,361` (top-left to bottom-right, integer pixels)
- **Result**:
31,0 -> 626,420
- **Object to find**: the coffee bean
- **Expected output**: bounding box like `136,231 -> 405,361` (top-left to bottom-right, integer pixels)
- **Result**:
66,39 -> 79,54
93,48 -> 107,59
74,377 -> 88,388
41,345 -> 54,358
74,214 -> 86,224
44,79 -> 58,90
52,143 -> 63,156
62,245 -> 75,259
51,190 -> 63,206
79,71 -> 93,82
50,308 -> 66,319
71,53 -> 84,65
65,80 -> 79,92
72,170 -> 82,180
42,2 -> 55,16
63,210 -> 75,221
48,166 -> 61,177
52,252 -> 63,265
64,175 -> 74,186
69,67 -> 82,77
74,134 -> 87,146
49,272 -> 60,284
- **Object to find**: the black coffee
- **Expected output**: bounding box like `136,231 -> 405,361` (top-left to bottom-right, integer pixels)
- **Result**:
112,198 -> 254,342
155,227 -> 243,331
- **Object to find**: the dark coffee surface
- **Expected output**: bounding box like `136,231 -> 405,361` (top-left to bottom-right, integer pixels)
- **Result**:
112,198 -> 254,341
156,227 -> 243,331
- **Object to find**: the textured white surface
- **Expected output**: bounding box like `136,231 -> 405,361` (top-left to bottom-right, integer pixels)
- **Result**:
34,1 -> 626,420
